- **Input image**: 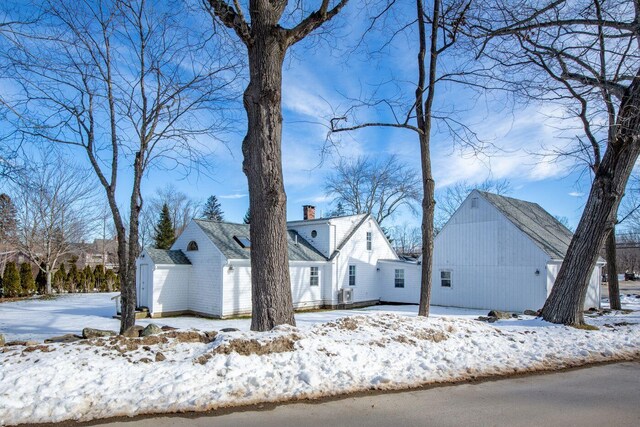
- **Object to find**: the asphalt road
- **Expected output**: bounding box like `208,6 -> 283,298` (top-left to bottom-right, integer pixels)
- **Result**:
99,362 -> 640,427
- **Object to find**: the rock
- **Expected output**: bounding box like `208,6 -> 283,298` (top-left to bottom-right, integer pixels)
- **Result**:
477,316 -> 497,323
161,325 -> 177,331
5,340 -> 39,346
220,327 -> 240,333
122,325 -> 144,338
139,357 -> 152,363
44,334 -> 82,344
141,324 -> 163,337
155,352 -> 166,362
523,310 -> 538,316
82,328 -> 116,339
487,310 -> 513,319
0,334 -> 4,346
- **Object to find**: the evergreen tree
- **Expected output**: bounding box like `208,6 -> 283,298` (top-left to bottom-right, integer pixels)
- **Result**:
54,264 -> 67,293
94,265 -> 106,292
202,195 -> 224,221
0,193 -> 17,240
82,265 -> 94,292
154,203 -> 175,249
105,269 -> 117,292
19,263 -> 36,296
35,264 -> 47,295
67,262 -> 79,293
331,202 -> 346,217
2,262 -> 21,298
243,207 -> 251,224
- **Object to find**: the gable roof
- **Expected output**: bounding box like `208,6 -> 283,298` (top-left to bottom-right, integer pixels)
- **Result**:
476,191 -> 575,260
193,219 -> 327,262
145,248 -> 191,265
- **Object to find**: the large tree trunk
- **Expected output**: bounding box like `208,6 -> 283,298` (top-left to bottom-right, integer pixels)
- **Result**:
606,227 -> 622,310
541,71 -> 640,325
418,132 -> 435,316
244,20 -> 295,332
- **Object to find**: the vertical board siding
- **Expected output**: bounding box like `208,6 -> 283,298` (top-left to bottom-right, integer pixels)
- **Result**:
547,262 -> 601,309
171,222 -> 224,317
151,267 -> 190,314
431,193 -> 550,312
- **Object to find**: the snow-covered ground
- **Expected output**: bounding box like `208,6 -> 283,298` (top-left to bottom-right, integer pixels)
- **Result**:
1,293 -> 639,426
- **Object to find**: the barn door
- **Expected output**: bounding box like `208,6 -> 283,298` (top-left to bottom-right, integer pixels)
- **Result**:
139,264 -> 149,308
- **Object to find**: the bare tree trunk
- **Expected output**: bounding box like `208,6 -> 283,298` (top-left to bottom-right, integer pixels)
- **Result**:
541,71 -> 640,324
46,269 -> 52,295
245,24 -> 295,331
606,227 -> 622,310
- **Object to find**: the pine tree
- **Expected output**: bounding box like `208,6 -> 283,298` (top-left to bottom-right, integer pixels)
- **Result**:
82,266 -> 94,292
105,269 -> 117,292
154,203 -> 175,249
331,202 -> 346,217
243,207 -> 251,224
0,194 -> 17,241
54,264 -> 67,293
67,262 -> 79,293
35,265 -> 47,295
94,265 -> 106,292
19,263 -> 36,296
2,262 -> 21,298
202,195 -> 224,221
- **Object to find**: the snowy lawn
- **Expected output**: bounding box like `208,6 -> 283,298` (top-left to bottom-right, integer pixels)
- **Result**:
1,293 -> 639,426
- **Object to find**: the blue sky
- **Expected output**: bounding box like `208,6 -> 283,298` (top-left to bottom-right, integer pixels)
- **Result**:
132,3 -> 595,230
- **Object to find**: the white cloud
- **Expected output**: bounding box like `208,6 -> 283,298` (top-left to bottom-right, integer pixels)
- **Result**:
568,191 -> 585,197
219,193 -> 247,199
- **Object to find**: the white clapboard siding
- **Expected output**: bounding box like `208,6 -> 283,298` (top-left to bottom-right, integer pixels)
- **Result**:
221,262 -> 328,317
431,193 -> 550,312
171,222 -> 224,317
378,260 -> 422,303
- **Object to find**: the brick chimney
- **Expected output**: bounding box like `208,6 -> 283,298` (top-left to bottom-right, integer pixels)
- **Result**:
303,205 -> 316,220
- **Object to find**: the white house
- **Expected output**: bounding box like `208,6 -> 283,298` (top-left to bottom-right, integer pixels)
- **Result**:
136,206 -> 416,318
430,190 -> 603,312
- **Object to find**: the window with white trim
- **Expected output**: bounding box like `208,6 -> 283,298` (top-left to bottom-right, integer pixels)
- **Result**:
348,265 -> 356,286
441,270 -> 452,287
186,241 -> 198,251
394,269 -> 405,288
310,267 -> 319,286
366,232 -> 372,250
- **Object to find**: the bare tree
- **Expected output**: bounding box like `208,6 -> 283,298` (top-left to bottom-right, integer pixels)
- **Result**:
435,179 -> 511,231
330,0 -> 491,317
10,154 -> 96,294
390,223 -> 422,257
325,155 -> 421,225
140,185 -> 201,247
205,0 -> 350,331
1,0 -> 239,332
476,0 -> 640,324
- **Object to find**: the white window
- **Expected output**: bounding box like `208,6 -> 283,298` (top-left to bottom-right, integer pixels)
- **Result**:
441,270 -> 452,287
471,197 -> 478,208
394,269 -> 405,288
348,265 -> 356,286
366,232 -> 372,251
186,241 -> 198,251
310,267 -> 319,286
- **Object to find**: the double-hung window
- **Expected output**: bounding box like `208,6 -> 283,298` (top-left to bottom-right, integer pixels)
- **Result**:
394,269 -> 405,288
366,232 -> 372,251
310,267 -> 319,286
441,270 -> 452,287
348,265 -> 356,286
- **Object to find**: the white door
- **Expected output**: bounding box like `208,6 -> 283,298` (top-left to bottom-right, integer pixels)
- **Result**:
139,264 -> 149,308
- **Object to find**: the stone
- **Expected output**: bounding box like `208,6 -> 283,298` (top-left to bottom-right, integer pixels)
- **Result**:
477,316 -> 497,323
141,323 -> 163,337
5,340 -> 39,346
155,352 -> 166,362
220,328 -> 240,333
122,325 -> 144,338
0,334 -> 4,346
82,328 -> 116,339
44,334 -> 82,344
487,310 -> 513,319
523,310 -> 538,316
161,325 -> 177,331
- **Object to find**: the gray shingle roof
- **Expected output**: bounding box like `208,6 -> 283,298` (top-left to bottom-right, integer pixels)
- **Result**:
194,220 -> 327,262
145,248 -> 191,265
477,191 -> 576,260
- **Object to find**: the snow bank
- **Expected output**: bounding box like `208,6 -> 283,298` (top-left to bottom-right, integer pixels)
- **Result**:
1,307 -> 639,426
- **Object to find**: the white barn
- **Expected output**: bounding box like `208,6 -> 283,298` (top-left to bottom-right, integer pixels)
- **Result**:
430,190 -> 603,312
136,207 -> 418,318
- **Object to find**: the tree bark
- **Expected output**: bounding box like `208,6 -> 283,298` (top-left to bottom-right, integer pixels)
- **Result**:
244,18 -> 295,331
606,227 -> 622,310
541,69 -> 640,325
